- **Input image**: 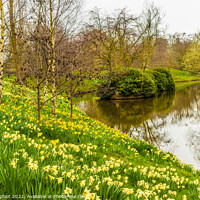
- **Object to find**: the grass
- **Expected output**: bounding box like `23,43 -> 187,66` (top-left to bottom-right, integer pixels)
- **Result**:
170,68 -> 200,90
170,68 -> 200,82
0,77 -> 200,199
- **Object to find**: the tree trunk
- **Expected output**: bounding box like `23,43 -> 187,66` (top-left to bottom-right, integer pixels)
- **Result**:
70,97 -> 73,122
37,86 -> 41,122
0,0 -> 4,104
50,0 -> 56,115
9,0 -> 18,80
44,77 -> 48,105
35,0 -> 43,122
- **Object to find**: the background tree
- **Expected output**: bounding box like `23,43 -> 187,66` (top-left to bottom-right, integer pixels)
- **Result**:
182,35 -> 200,73
150,37 -> 169,68
136,3 -> 165,71
86,8 -> 138,73
168,33 -> 192,69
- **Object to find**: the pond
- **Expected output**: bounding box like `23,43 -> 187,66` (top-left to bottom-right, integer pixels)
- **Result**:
75,83 -> 200,170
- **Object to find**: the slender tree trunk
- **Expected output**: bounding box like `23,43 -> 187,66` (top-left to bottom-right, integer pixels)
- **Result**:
37,86 -> 41,122
44,40 -> 51,105
36,0 -> 43,122
0,0 -> 4,104
50,0 -> 56,115
70,97 -> 73,122
9,0 -> 18,79
17,0 -> 23,76
44,77 -> 48,105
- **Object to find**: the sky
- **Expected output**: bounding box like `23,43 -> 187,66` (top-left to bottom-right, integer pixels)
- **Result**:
84,0 -> 200,35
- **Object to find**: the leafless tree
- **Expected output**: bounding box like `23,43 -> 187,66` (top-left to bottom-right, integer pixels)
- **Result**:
86,8 -> 138,72
0,0 -> 5,104
136,3 -> 165,71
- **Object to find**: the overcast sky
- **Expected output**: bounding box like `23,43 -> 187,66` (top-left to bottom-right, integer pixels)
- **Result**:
84,0 -> 200,35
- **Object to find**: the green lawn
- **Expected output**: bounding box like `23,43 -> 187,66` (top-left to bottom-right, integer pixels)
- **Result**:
170,68 -> 200,82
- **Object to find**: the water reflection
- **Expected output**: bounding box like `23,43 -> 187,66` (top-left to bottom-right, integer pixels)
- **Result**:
75,84 -> 200,169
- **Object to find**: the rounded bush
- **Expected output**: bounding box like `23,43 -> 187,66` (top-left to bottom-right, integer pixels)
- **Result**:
141,73 -> 157,97
118,70 -> 156,97
150,67 -> 175,91
118,69 -> 142,96
96,72 -> 120,99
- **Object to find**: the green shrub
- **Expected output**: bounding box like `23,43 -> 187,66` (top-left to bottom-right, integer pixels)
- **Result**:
97,67 -> 175,99
149,67 -> 175,91
141,73 -> 157,97
118,69 -> 142,96
118,69 -> 156,97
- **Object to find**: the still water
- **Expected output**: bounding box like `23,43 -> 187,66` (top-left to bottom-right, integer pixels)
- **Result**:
75,84 -> 200,170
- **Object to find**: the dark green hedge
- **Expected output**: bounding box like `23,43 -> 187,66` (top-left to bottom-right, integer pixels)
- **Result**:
96,67 -> 175,99
118,69 -> 142,96
149,67 -> 175,91
118,69 -> 157,97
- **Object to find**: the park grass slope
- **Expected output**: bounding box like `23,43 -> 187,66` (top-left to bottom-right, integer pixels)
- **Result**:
0,79 -> 200,200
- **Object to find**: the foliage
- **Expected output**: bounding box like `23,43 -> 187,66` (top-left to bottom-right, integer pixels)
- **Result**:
149,67 -> 175,91
141,73 -> 157,97
118,69 -> 142,96
97,67 -> 174,99
118,69 -> 156,97
96,72 -> 120,99
182,41 -> 200,73
96,79 -> 116,99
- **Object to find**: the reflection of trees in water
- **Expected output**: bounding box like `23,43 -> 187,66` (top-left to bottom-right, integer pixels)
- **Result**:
149,85 -> 200,160
142,85 -> 200,148
95,91 -> 175,146
168,85 -> 200,122
131,118 -> 171,148
96,91 -> 175,130
76,84 -> 200,154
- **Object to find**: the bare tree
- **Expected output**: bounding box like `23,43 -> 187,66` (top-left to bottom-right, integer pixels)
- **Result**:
29,0 -> 83,115
55,33 -> 101,121
168,33 -> 192,69
136,3 -> 165,71
0,0 -> 4,104
86,9 -> 118,72
9,0 -> 18,76
84,5 -> 167,72
15,0 -> 84,122
114,9 -> 138,70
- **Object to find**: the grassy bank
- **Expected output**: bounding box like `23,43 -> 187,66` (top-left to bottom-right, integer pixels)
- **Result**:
170,68 -> 200,83
0,79 -> 200,200
170,68 -> 200,90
